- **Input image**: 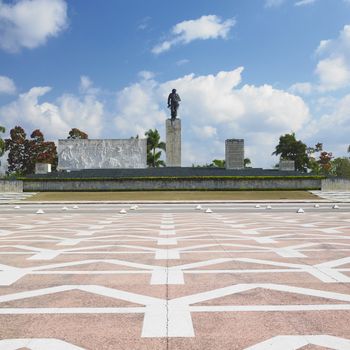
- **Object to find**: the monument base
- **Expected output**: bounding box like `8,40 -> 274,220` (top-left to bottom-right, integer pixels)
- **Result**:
166,119 -> 181,167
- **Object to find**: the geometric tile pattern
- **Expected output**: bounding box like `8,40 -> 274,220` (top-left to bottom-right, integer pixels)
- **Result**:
0,192 -> 36,203
311,190 -> 350,202
0,203 -> 350,349
245,335 -> 350,349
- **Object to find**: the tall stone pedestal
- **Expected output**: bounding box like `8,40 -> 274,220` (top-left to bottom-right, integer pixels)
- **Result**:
166,118 -> 181,167
225,139 -> 244,169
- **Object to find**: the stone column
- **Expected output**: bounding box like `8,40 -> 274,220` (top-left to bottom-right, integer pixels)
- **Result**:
225,139 -> 244,169
35,163 -> 52,174
166,119 -> 181,167
279,159 -> 295,171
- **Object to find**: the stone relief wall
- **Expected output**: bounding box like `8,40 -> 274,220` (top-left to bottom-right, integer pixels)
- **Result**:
58,139 -> 147,170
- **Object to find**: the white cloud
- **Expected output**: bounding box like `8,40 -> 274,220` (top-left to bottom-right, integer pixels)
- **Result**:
152,15 -> 235,54
113,67 -> 310,167
295,0 -> 317,6
114,80 -> 166,137
314,25 -> 350,91
266,0 -> 319,7
0,0 -> 68,53
192,125 -> 217,138
79,75 -> 101,95
138,16 -> 151,31
302,94 -> 350,152
0,85 -> 104,140
315,39 -> 331,54
291,24 -> 350,93
289,82 -> 313,95
176,59 -> 190,66
265,0 -> 285,7
266,0 -> 350,7
138,70 -> 155,81
316,56 -> 350,91
0,75 -> 16,94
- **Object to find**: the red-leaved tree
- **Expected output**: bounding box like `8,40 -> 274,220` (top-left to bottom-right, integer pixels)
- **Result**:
5,126 -> 28,175
27,129 -> 58,174
5,127 -> 57,175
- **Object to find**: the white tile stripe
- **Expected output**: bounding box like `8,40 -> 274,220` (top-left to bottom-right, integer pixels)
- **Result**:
1,283 -> 350,337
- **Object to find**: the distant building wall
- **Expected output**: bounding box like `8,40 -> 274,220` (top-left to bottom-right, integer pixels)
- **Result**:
58,139 -> 147,170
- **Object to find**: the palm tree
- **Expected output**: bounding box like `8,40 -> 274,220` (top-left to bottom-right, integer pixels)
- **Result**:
145,129 -> 166,167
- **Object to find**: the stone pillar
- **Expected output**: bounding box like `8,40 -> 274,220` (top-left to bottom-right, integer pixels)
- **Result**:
35,163 -> 52,174
225,139 -> 244,169
279,159 -> 295,171
166,119 -> 181,167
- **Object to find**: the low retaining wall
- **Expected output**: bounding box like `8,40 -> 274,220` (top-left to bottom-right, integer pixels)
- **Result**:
0,180 -> 23,192
23,177 -> 322,191
322,178 -> 350,191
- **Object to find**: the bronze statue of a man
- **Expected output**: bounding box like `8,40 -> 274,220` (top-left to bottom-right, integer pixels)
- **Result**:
167,88 -> 181,120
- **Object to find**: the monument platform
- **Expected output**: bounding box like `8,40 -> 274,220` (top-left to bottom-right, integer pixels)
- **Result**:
26,167 -> 308,179
22,168 -> 322,192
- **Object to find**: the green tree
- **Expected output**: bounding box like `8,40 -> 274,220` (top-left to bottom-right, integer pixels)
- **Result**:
67,128 -> 88,139
331,157 -> 350,178
211,159 -> 225,168
244,158 -> 251,168
307,143 -> 335,175
272,133 -> 309,172
0,126 -> 5,167
145,129 -> 166,167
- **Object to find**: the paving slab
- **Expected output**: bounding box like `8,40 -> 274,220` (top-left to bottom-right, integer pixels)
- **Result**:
0,203 -> 350,349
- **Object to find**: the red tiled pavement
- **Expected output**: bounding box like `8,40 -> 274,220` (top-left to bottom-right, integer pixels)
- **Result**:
0,204 -> 350,349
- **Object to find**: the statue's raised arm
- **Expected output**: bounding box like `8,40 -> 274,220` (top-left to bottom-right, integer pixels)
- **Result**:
167,88 -> 181,120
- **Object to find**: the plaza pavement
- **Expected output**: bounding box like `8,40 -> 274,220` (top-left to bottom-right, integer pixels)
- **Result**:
0,202 -> 350,349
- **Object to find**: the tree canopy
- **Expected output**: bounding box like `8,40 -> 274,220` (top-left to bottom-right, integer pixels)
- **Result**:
0,126 -> 5,161
331,157 -> 350,178
67,128 -> 88,139
272,133 -> 309,172
5,126 -> 57,175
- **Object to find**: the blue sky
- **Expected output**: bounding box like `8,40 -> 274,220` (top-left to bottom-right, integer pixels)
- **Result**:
1,0 -> 350,169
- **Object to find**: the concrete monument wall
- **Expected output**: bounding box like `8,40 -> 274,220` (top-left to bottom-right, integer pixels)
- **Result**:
0,180 -> 23,192
322,178 -> 350,191
225,139 -> 244,169
23,177 -> 321,192
58,139 -> 147,170
166,119 -> 181,167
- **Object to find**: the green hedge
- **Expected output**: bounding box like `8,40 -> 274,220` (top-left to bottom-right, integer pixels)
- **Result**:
21,175 -> 325,182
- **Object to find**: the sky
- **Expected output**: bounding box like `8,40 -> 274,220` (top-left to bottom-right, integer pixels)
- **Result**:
1,0 -> 350,170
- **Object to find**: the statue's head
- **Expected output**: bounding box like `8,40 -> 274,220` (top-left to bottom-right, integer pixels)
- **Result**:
172,89 -> 176,93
